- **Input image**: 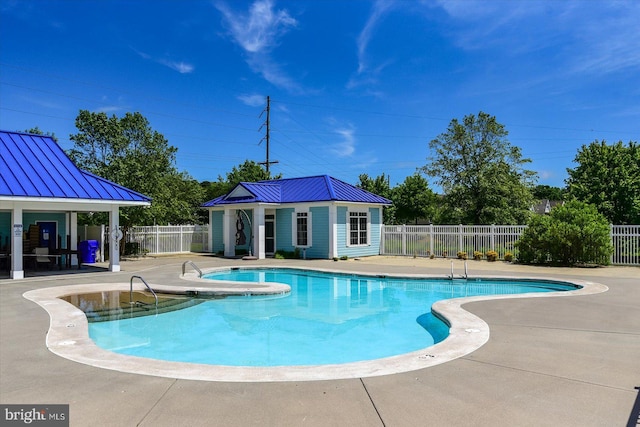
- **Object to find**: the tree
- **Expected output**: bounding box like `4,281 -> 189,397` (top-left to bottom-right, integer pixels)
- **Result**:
532,184 -> 566,201
421,111 -> 536,224
392,173 -> 437,224
517,200 -> 613,266
68,110 -> 204,226
227,160 -> 280,187
357,173 -> 395,224
566,140 -> 640,224
23,126 -> 58,142
201,160 -> 281,202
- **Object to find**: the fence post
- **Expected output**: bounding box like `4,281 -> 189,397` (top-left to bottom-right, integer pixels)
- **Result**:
155,225 -> 159,254
401,225 -> 407,256
458,224 -> 463,255
610,224 -> 614,265
180,226 -> 184,252
491,224 -> 496,254
429,224 -> 434,256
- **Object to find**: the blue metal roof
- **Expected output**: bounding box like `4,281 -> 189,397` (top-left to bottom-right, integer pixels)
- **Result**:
202,175 -> 391,207
0,130 -> 151,203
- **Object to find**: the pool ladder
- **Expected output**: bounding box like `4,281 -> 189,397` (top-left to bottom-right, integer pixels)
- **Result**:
182,260 -> 202,278
130,275 -> 158,306
448,260 -> 468,280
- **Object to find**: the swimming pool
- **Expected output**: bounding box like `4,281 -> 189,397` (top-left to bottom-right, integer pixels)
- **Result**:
24,266 -> 606,381
86,268 -> 577,367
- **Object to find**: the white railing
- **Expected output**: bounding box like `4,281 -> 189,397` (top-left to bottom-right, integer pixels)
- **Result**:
381,224 -> 640,266
121,223 -> 639,265
126,225 -> 209,255
610,225 -> 640,266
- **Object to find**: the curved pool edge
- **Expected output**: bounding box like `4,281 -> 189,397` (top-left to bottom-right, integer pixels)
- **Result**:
22,273 -> 608,382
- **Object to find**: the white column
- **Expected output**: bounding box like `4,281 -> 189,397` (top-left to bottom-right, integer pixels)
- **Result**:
10,206 -> 24,279
70,212 -> 79,266
223,209 -> 235,257
254,206 -> 265,259
328,204 -> 338,259
207,210 -> 214,253
108,206 -> 120,272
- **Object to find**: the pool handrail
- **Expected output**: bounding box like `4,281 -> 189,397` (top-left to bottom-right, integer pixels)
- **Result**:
182,260 -> 202,278
130,275 -> 158,306
448,260 -> 469,280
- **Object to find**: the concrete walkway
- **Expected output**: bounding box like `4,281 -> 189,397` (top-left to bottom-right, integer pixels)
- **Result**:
1,255 -> 638,426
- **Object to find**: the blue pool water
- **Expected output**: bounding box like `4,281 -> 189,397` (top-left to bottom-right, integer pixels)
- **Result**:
88,268 -> 577,367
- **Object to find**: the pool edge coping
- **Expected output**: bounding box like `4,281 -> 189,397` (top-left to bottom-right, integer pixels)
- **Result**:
23,267 -> 608,382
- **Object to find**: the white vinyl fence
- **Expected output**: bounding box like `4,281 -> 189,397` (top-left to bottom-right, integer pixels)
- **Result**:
121,224 -> 639,266
126,225 -> 209,255
381,224 -> 640,266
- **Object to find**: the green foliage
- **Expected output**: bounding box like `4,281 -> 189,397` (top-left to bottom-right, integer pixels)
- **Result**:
533,184 -> 566,201
566,140 -> 640,224
517,200 -> 613,266
357,173 -> 396,224
68,110 -> 204,226
202,160 -> 281,203
392,173 -> 437,224
274,249 -> 299,259
227,160 -> 281,187
422,111 -> 536,224
23,127 -> 58,142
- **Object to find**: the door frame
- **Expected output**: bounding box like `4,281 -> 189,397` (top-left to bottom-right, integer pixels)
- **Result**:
265,210 -> 276,256
36,221 -> 58,250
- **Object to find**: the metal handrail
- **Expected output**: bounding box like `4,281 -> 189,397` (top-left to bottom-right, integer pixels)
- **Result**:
181,260 -> 202,278
448,260 -> 469,280
130,275 -> 158,306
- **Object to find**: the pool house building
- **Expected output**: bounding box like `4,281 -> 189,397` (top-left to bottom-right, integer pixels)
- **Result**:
0,130 -> 151,279
202,175 -> 391,260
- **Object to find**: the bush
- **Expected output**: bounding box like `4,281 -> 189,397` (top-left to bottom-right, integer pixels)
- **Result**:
274,250 -> 299,259
504,252 -> 514,262
124,242 -> 141,256
473,251 -> 484,260
485,250 -> 498,262
457,251 -> 467,260
517,200 -> 613,266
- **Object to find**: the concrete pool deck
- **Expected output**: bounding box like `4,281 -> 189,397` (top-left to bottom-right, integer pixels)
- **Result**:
1,255 -> 639,426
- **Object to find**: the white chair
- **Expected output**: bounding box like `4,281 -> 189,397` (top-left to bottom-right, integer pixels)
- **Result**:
34,247 -> 52,270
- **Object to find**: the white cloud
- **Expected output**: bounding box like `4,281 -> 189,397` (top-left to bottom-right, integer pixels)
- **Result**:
158,60 -> 195,74
95,105 -> 125,114
330,126 -> 356,157
238,93 -> 265,107
216,0 -> 297,53
216,0 -> 300,92
538,170 -> 555,181
432,0 -> 640,76
132,47 -> 194,74
347,0 -> 395,91
356,0 -> 395,74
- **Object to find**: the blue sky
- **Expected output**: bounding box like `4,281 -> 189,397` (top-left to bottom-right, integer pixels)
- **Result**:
1,0 -> 638,190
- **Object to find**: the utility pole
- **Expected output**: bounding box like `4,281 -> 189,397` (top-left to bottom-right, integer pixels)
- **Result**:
259,95 -> 278,174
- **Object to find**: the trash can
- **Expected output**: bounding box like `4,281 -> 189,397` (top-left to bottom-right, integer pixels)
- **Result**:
78,240 -> 99,263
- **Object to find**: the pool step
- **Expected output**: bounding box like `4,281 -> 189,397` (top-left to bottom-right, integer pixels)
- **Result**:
83,295 -> 205,322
